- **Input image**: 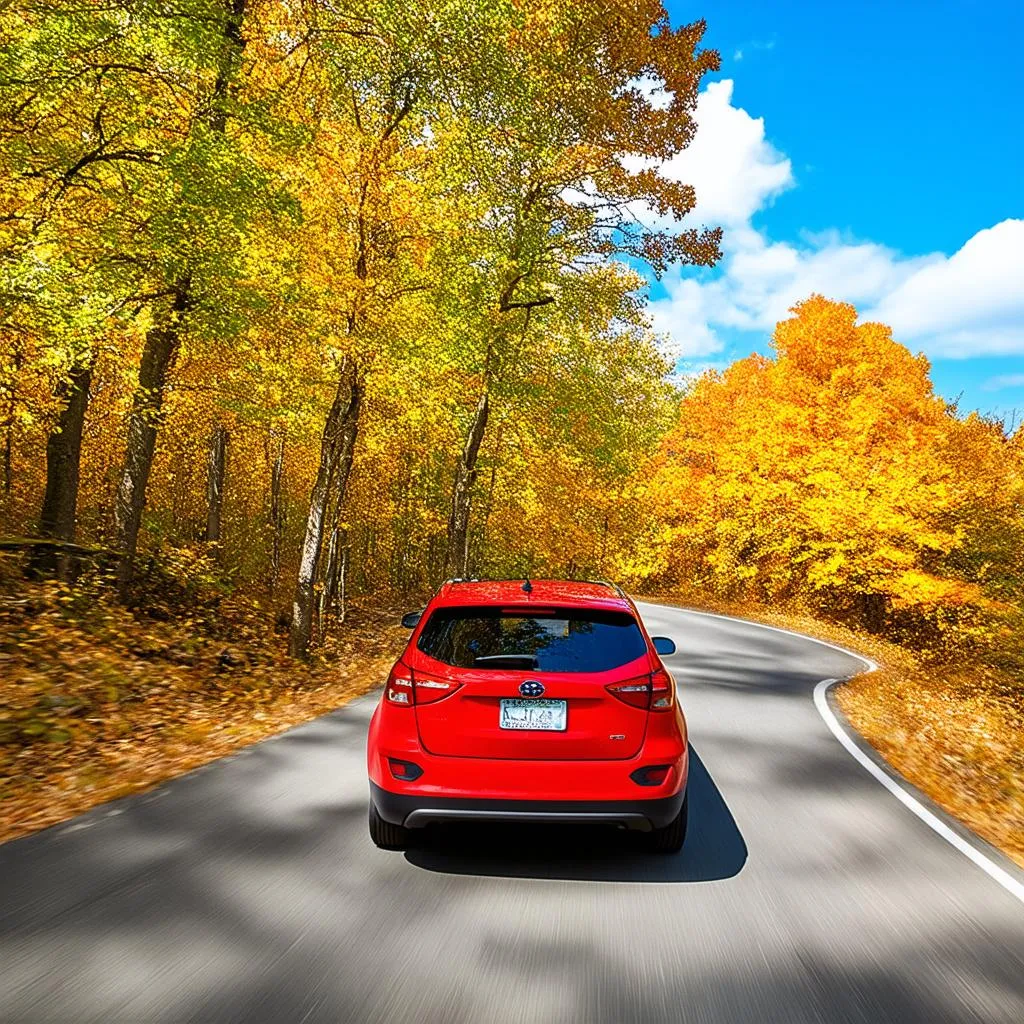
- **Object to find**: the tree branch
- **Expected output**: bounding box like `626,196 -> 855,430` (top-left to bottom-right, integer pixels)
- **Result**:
499,295 -> 555,312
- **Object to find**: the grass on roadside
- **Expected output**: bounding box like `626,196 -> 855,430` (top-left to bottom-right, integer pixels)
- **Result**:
0,558 -> 407,844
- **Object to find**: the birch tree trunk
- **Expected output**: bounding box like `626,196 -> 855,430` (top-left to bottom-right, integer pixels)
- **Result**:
289,366 -> 362,660
268,431 -> 284,595
444,391 -> 489,579
339,544 -> 348,624
204,423 -> 228,546
320,523 -> 340,642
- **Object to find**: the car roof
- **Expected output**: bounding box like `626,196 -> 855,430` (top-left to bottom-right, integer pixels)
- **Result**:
431,579 -> 633,613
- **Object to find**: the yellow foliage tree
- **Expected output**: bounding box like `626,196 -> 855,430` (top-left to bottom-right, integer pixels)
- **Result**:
632,296 -> 1024,648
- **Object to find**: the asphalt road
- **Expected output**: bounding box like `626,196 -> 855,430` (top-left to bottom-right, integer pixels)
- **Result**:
2,603 -> 1023,1023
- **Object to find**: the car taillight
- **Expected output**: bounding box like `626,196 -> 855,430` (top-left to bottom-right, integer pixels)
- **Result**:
385,667 -> 413,706
388,758 -> 423,780
412,670 -> 462,705
385,666 -> 461,706
606,674 -> 652,709
606,671 -> 675,711
650,669 -> 675,711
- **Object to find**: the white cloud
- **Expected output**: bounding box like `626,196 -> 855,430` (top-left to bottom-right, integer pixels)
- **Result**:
658,79 -> 793,227
982,373 -> 1024,391
865,220 -> 1024,358
628,74 -> 674,111
647,80 -> 1024,360
667,360 -> 730,388
651,228 -> 937,357
732,39 -> 775,64
649,277 -> 722,358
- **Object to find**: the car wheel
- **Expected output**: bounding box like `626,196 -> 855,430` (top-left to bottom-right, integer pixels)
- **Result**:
368,802 -> 412,850
646,793 -> 688,854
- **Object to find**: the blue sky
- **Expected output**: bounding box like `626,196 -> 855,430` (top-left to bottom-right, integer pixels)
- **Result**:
645,0 -> 1024,425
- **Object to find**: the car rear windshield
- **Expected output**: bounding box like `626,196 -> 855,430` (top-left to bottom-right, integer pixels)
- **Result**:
416,606 -> 648,672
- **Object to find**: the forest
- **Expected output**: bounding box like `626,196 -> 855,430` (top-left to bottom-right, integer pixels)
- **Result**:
1,2 -> 1022,843
1,0 -> 724,659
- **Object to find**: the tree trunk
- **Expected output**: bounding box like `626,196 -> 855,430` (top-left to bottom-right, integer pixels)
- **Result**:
598,511 -> 610,574
114,286 -> 188,598
319,375 -> 360,629
208,0 -> 248,132
332,380 -> 360,517
268,431 -> 284,595
2,422 -> 9,496
339,543 -> 347,624
204,423 -> 228,546
111,0 -> 246,598
858,591 -> 887,634
320,523 -> 339,642
39,354 -> 93,542
476,420 -> 503,565
445,392 -> 489,579
2,338 -> 23,497
289,366 -> 362,660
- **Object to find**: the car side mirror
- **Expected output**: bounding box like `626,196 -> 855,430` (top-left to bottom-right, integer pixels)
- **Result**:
400,611 -> 422,629
652,636 -> 676,656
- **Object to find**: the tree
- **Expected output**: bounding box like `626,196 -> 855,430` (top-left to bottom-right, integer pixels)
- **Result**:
421,3 -> 723,576
0,1 -> 287,593
112,0 -> 260,597
636,295 -> 1023,642
268,3 -> 446,657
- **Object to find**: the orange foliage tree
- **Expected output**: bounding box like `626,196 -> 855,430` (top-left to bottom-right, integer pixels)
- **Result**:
629,296 -> 1024,651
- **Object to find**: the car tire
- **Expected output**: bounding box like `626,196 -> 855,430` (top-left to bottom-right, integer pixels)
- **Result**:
368,802 -> 412,850
646,792 -> 688,854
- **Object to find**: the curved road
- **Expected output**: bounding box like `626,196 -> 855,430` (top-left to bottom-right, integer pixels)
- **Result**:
2,603 -> 1023,1023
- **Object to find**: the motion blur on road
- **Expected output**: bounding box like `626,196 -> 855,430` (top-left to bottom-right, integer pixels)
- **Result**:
2,603 -> 1023,1023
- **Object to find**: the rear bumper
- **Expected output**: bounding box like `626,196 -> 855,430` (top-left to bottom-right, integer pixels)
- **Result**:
370,781 -> 686,832
366,695 -> 689,829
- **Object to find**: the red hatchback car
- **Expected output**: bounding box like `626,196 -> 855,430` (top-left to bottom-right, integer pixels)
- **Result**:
367,579 -> 689,853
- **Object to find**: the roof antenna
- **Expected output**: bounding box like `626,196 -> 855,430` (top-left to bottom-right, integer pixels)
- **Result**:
522,578 -> 533,594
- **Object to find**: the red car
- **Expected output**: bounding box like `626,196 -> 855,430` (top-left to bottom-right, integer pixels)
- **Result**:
366,579 -> 688,853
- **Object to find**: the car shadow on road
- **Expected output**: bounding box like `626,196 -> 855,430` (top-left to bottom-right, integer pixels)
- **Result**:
403,748 -> 746,883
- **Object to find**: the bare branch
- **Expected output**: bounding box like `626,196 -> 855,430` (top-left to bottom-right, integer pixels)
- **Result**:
499,295 -> 555,313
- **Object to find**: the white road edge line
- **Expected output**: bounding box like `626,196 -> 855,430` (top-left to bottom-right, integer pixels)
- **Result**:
642,602 -> 1024,906
814,677 -> 1024,907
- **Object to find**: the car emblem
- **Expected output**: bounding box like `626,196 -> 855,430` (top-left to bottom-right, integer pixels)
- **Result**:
519,680 -> 544,698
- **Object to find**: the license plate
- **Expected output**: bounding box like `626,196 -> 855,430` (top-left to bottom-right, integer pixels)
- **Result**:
499,698 -> 567,731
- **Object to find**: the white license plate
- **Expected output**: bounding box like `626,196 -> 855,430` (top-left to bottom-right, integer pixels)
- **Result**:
499,698 -> 567,731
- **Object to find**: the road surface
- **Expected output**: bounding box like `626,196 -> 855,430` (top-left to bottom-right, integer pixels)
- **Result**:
2,603 -> 1023,1023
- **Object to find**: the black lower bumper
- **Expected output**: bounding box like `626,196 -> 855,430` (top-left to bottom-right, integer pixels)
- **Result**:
370,782 -> 686,832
